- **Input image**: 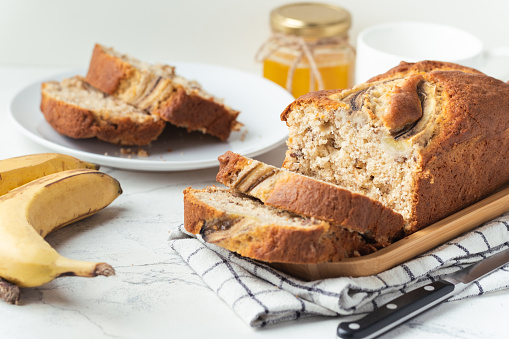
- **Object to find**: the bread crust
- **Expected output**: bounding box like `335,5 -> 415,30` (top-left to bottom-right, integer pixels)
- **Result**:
183,186 -> 376,264
85,44 -> 132,95
367,60 -> 482,82
281,60 -> 509,232
216,151 -> 405,244
411,70 -> 509,229
40,81 -> 166,146
156,86 -> 240,141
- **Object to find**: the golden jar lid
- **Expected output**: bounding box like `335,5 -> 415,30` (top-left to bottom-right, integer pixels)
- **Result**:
270,2 -> 351,38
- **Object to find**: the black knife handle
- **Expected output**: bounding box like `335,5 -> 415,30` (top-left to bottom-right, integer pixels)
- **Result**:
337,280 -> 456,339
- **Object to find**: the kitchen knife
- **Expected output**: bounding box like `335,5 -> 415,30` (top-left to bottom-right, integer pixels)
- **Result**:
337,247 -> 509,339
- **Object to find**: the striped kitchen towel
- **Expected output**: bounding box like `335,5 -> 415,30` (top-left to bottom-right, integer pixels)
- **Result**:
169,213 -> 509,327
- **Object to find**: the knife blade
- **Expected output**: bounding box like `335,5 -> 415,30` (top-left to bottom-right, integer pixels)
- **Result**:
337,247 -> 509,339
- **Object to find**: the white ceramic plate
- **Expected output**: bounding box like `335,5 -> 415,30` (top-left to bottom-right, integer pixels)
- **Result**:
9,63 -> 294,171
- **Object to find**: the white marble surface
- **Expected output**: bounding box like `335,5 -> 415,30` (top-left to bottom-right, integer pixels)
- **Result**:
0,67 -> 508,339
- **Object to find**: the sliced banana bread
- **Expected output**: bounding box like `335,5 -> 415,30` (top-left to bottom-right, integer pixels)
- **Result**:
216,151 -> 404,244
85,44 -> 241,141
184,186 -> 377,264
40,76 -> 166,146
281,60 -> 509,233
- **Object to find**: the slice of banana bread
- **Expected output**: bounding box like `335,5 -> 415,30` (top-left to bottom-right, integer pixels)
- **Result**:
281,60 -> 509,234
85,44 -> 241,141
40,76 -> 166,146
184,186 -> 377,264
216,151 -> 404,244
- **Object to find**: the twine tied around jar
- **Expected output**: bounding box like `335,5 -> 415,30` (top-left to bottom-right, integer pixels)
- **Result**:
255,32 -> 354,94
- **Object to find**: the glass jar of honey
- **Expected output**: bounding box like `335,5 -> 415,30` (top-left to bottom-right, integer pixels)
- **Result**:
257,2 -> 355,98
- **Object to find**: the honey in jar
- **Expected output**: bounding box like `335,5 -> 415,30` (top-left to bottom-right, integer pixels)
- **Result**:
257,3 -> 355,98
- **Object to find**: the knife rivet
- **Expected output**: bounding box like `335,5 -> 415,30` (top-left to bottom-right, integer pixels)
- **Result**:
386,303 -> 397,309
424,285 -> 435,291
348,323 -> 360,330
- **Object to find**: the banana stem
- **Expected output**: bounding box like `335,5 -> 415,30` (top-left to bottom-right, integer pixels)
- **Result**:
55,256 -> 116,278
0,278 -> 20,305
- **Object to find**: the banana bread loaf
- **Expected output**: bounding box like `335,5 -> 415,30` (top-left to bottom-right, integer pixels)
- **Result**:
40,76 -> 165,146
183,186 -> 377,263
85,44 -> 241,141
281,61 -> 509,233
216,151 -> 404,244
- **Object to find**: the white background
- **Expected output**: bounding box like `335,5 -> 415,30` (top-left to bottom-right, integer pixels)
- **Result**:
1,0 -> 508,74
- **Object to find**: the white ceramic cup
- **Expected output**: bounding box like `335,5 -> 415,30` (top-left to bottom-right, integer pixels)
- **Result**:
355,21 -> 509,84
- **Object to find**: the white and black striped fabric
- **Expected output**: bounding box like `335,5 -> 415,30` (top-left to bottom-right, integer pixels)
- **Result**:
169,213 -> 509,327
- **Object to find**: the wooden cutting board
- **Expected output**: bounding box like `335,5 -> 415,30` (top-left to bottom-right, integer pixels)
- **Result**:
270,183 -> 509,281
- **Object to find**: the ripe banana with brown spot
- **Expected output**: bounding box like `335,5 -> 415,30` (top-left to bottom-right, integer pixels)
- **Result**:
0,153 -> 99,196
0,168 -> 122,304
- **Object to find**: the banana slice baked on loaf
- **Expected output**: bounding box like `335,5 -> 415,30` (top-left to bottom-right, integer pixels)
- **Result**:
183,186 -> 377,264
40,76 -> 166,146
216,151 -> 404,245
85,44 -> 241,141
281,60 -> 509,234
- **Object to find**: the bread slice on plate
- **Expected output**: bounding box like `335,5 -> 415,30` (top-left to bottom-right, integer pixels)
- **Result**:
85,43 -> 241,141
40,76 -> 166,146
216,151 -> 404,244
183,186 -> 377,264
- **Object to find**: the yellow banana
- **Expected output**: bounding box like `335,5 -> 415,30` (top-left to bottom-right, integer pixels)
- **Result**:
0,153 -> 99,196
0,169 -> 121,292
